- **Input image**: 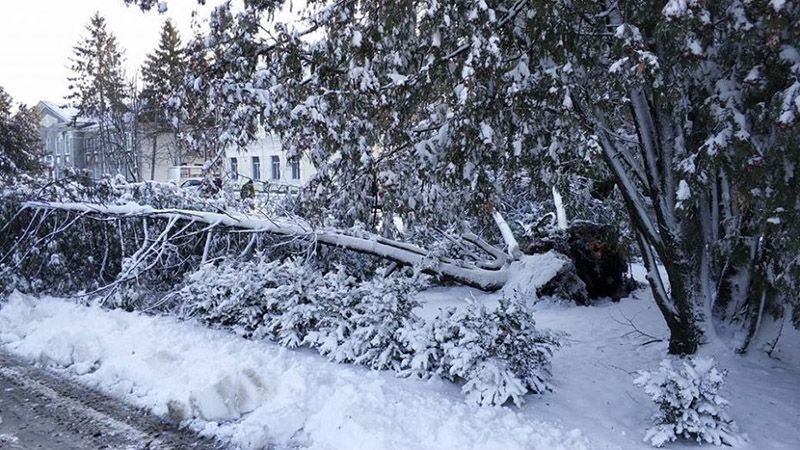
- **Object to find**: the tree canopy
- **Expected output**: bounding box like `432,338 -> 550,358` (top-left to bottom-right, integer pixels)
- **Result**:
124,0 -> 799,354
0,86 -> 42,179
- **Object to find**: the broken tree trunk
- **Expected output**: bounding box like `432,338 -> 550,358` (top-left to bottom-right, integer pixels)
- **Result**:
22,201 -> 524,291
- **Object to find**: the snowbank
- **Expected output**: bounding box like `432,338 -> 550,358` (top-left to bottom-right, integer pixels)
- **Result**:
3,265 -> 798,450
0,292 -> 587,450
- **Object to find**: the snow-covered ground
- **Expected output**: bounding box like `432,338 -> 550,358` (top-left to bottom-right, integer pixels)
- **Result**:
0,292 -> 587,450
0,266 -> 798,449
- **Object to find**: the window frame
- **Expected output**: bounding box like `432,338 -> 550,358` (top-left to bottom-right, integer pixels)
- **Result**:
230,157 -> 239,180
290,158 -> 300,180
252,156 -> 261,180
271,155 -> 281,180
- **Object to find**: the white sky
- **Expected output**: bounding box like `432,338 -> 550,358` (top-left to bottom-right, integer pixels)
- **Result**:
0,0 -> 227,107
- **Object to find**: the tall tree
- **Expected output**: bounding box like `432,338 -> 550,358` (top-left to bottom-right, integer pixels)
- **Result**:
142,19 -> 184,124
141,19 -> 186,177
127,0 -> 800,355
68,12 -> 139,181
0,86 -> 42,180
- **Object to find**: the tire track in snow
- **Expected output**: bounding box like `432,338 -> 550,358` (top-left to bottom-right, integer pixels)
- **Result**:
0,351 -> 221,449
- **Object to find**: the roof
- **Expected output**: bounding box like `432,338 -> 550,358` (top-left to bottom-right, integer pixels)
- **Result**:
38,101 -> 94,126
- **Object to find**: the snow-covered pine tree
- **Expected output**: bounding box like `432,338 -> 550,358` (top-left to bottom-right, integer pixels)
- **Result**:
126,0 -> 800,355
340,271 -> 423,370
422,297 -> 561,407
68,12 -> 139,181
0,87 -> 42,179
635,357 -> 739,447
140,19 -> 186,178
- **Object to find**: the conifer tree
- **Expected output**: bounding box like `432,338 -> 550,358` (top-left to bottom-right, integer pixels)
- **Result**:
127,0 -> 800,355
0,87 -> 42,180
141,19 -> 186,177
141,19 -> 184,125
67,12 -> 139,181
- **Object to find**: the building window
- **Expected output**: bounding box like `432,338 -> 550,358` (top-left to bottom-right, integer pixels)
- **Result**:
252,156 -> 261,180
230,157 -> 238,180
271,155 -> 280,180
290,158 -> 300,180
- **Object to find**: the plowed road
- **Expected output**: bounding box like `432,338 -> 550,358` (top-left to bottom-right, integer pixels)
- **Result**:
0,352 -> 220,449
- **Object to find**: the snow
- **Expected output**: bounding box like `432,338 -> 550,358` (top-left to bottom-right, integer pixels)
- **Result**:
40,101 -> 91,124
387,72 -> 408,86
662,0 -> 696,19
687,39 -> 703,56
2,265 -> 799,450
0,291 -> 587,450
609,57 -> 629,74
501,251 -> 567,302
479,121 -> 494,144
770,0 -> 787,12
351,30 -> 362,48
552,185 -> 569,230
676,179 -> 691,201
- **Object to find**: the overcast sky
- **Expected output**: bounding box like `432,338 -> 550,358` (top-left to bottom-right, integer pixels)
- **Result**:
0,0 -> 227,107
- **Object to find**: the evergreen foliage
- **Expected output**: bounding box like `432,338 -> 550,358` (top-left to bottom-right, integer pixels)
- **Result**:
68,12 -> 140,181
126,0 -> 800,355
0,87 -> 42,180
141,19 -> 185,126
415,298 -> 561,406
635,357 -> 739,447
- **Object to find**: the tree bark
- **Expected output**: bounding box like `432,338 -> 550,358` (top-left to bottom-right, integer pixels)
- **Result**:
150,133 -> 157,181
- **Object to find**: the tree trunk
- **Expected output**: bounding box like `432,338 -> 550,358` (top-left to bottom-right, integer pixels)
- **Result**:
21,201 -> 540,292
633,228 -> 701,355
150,133 -> 157,181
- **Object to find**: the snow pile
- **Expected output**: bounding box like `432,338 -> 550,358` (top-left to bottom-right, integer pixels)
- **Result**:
635,357 -> 741,447
0,292 -> 587,450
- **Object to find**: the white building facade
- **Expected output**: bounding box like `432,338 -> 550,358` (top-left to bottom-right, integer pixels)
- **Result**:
38,100 -> 314,188
224,132 -> 315,190
38,101 -> 139,181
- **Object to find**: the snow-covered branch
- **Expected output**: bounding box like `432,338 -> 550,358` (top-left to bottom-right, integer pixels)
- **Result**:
491,209 -> 522,259
21,201 -> 535,291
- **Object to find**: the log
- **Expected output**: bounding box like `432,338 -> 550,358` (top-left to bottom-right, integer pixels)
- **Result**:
23,201 -> 516,291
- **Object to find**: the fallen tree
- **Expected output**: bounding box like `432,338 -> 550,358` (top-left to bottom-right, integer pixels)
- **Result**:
18,200 -> 542,292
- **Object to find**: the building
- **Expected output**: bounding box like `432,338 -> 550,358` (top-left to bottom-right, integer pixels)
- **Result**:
138,126 -> 205,184
225,132 -> 315,190
38,100 -> 315,188
37,101 -> 138,181
37,102 -> 91,179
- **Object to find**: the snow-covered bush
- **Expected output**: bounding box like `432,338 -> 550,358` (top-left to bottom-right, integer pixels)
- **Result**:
302,269 -> 361,358
182,256 -> 426,370
325,271 -> 424,370
299,268 -> 428,371
262,262 -> 328,348
406,298 -> 561,407
179,257 -> 308,338
635,357 -> 739,447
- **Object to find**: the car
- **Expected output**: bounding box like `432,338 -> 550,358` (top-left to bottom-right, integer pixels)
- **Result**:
180,178 -> 203,189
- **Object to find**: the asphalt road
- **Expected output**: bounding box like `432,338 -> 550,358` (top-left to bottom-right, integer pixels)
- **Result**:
0,351 -> 221,450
